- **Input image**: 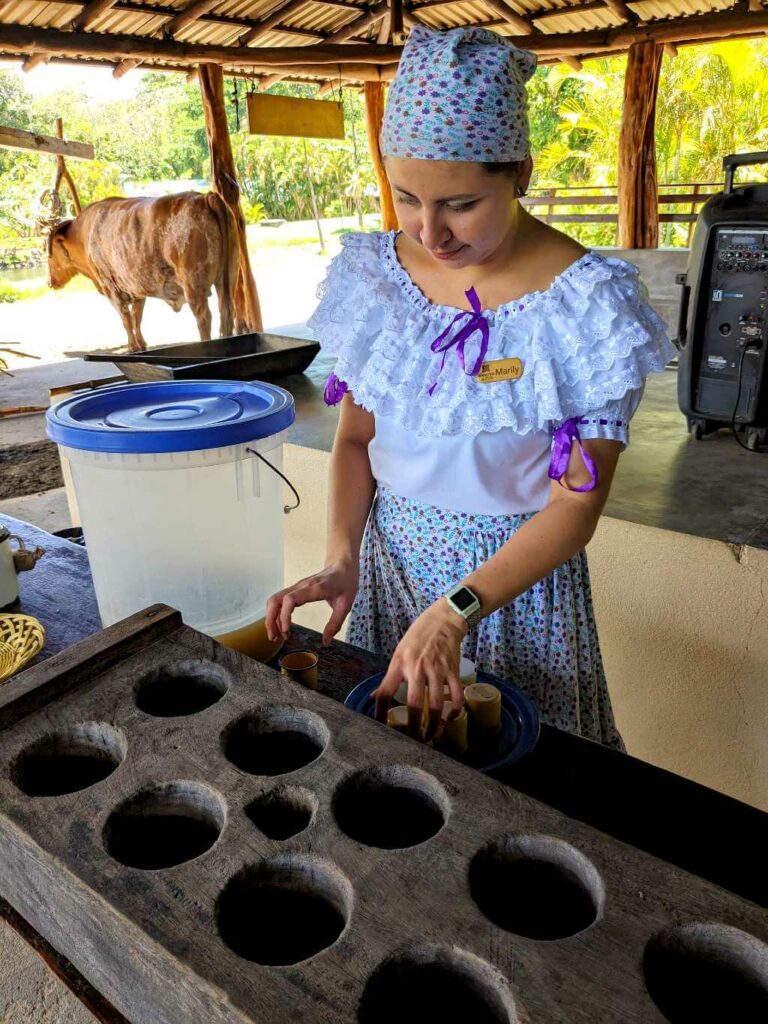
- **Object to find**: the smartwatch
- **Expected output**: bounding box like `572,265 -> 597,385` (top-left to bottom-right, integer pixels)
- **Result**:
444,583 -> 483,632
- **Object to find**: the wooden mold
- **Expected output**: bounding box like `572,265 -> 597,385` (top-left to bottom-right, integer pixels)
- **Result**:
0,605 -> 766,1024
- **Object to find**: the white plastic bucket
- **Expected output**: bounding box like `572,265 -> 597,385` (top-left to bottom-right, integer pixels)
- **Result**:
47,380 -> 295,644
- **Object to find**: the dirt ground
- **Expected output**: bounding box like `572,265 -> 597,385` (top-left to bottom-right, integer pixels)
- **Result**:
0,441 -> 63,499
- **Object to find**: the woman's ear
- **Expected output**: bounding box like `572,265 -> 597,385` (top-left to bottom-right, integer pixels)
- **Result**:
517,156 -> 533,196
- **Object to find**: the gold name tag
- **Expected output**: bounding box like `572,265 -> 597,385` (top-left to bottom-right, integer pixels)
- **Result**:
475,358 -> 524,384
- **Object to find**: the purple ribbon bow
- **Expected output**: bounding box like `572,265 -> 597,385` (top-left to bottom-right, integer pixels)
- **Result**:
427,286 -> 490,396
548,418 -> 599,493
323,372 -> 349,407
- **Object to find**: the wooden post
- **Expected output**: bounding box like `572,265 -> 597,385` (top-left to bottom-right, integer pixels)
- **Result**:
617,40 -> 663,249
363,81 -> 397,232
198,63 -> 263,334
53,118 -> 82,215
686,183 -> 700,248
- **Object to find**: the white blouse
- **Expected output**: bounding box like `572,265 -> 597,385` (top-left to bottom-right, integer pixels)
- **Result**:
308,231 -> 675,515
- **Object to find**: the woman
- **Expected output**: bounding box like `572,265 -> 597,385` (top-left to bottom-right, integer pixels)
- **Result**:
266,25 -> 674,748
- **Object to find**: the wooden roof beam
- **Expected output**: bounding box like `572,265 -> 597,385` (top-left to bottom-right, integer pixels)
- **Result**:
163,0 -> 221,39
0,25 -> 401,63
113,57 -> 142,76
11,0 -> 358,33
479,0 -> 534,35
311,0 -> 369,9
73,0 -> 122,32
325,1 -> 391,43
529,1 -> 607,21
5,7 -> 768,64
477,1 -> 588,73
21,53 -> 49,71
390,0 -> 403,36
0,51 -> 377,84
377,10 -> 392,43
239,0 -> 314,45
258,72 -> 286,90
603,0 -> 636,22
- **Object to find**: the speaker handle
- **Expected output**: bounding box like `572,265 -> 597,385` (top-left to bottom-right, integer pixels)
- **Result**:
722,151 -> 768,194
674,273 -> 690,350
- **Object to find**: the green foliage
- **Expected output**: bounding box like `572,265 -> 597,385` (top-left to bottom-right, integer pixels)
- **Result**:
242,199 -> 266,224
2,39 -> 768,248
528,40 -> 768,246
0,280 -> 47,302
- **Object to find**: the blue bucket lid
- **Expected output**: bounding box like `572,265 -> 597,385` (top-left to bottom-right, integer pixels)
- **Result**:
46,380 -> 295,454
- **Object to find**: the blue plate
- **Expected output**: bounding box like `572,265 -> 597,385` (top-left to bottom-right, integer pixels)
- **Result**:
344,671 -> 540,773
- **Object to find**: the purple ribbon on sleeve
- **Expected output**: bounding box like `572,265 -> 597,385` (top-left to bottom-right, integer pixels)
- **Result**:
427,286 -> 490,396
548,418 -> 599,492
323,372 -> 349,407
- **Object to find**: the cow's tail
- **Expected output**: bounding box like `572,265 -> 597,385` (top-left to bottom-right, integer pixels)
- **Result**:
206,192 -> 238,337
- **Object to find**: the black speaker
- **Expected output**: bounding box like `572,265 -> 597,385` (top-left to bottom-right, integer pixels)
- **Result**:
676,151 -> 768,449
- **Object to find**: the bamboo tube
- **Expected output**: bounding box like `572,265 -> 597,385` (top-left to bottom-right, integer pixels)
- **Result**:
439,703 -> 468,755
386,705 -> 409,734
464,683 -> 502,733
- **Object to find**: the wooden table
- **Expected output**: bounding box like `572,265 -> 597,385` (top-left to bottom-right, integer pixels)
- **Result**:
1,513 -> 766,1022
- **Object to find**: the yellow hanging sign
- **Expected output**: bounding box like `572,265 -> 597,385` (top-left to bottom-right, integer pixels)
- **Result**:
247,94 -> 345,141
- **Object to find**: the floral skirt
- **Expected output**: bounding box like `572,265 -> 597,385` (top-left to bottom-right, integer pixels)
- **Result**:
346,486 -> 623,749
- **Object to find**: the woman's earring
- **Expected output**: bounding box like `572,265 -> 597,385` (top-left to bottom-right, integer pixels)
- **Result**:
516,185 -> 527,198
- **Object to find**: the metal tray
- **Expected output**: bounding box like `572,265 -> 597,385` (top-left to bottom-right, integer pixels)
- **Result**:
71,332 -> 319,383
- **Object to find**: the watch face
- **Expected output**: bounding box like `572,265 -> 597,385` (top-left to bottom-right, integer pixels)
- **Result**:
451,587 -> 477,612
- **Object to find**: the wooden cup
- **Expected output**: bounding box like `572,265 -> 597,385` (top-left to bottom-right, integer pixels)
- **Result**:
279,650 -> 319,690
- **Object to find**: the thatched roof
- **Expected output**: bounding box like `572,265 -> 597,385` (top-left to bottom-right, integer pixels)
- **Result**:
0,0 -> 764,87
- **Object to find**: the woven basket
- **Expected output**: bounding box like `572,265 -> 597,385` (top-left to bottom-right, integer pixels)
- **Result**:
0,615 -> 45,683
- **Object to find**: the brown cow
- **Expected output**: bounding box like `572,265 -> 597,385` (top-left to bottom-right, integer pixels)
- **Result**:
47,192 -> 238,352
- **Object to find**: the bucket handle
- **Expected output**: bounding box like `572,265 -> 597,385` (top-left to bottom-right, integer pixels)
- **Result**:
246,448 -> 300,514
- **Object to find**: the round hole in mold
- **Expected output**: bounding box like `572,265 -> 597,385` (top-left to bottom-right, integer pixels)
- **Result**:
103,780 -> 225,870
12,722 -> 126,797
135,660 -> 230,718
332,765 -> 449,850
223,707 -> 328,777
358,944 -> 517,1024
245,785 -> 317,840
469,833 -> 604,941
216,854 -> 351,965
643,922 -> 768,1023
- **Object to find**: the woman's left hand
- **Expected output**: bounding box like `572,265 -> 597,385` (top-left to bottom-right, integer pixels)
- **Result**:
374,601 -> 466,739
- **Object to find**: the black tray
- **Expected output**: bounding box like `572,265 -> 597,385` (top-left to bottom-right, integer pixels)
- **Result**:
69,332 -> 319,382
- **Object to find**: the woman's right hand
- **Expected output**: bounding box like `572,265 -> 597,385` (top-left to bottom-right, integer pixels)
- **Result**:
265,560 -> 359,647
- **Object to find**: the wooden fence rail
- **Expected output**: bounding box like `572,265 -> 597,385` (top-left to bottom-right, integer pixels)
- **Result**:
520,182 -> 720,244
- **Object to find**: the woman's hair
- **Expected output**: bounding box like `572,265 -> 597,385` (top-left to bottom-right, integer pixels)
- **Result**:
482,160 -> 524,176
